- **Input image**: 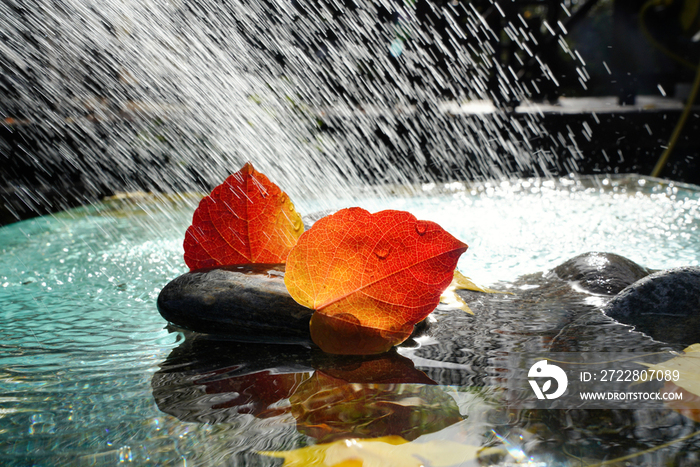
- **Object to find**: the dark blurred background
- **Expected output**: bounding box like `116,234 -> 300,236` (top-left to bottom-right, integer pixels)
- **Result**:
2,0 -> 699,225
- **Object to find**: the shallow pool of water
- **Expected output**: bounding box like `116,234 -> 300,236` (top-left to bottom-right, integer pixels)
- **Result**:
1,174 -> 699,466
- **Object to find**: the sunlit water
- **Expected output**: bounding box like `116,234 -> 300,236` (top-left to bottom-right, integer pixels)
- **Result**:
1,175 -> 699,465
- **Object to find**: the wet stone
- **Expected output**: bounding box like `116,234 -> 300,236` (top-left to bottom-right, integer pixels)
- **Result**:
157,252 -> 697,351
157,264 -> 313,343
550,251 -> 652,295
603,266 -> 700,346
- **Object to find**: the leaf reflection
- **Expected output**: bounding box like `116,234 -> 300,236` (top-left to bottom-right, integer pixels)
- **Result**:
152,330 -> 462,441
291,355 -> 462,443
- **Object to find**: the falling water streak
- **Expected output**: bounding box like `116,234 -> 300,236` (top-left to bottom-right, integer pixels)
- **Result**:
0,0 -> 593,224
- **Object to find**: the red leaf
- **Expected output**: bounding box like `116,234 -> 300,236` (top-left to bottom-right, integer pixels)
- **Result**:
184,163 -> 304,270
284,208 -> 468,354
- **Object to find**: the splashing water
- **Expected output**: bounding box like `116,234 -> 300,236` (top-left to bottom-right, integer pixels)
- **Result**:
1,0 -> 582,212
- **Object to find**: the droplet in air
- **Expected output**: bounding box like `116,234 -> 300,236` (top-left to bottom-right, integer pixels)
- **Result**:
415,221 -> 427,236
389,39 -> 403,57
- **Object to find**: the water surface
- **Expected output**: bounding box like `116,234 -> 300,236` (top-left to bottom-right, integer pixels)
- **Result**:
1,175 -> 699,465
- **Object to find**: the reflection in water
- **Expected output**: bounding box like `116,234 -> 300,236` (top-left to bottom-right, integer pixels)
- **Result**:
153,331 -> 463,443
152,261 -> 700,465
290,359 -> 461,443
152,331 -> 313,424
2,178 -> 699,464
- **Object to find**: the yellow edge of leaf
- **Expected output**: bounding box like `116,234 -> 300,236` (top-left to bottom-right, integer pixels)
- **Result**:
452,270 -> 512,295
440,288 -> 474,315
635,344 -> 700,397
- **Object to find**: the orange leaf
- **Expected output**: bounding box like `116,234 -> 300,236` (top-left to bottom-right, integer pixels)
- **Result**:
184,163 -> 304,270
284,208 -> 468,354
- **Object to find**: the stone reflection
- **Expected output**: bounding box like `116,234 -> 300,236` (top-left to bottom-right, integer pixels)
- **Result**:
152,330 -> 314,424
152,329 -> 463,441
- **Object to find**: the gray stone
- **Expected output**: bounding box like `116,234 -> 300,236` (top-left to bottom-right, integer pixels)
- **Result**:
550,251 -> 652,295
157,264 -> 313,342
604,266 -> 700,346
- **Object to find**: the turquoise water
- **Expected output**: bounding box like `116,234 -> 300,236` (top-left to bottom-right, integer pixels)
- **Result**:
1,175 -> 699,465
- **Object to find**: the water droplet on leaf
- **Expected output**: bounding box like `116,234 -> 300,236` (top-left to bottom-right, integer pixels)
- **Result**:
374,246 -> 390,259
293,218 -> 303,232
415,221 -> 427,236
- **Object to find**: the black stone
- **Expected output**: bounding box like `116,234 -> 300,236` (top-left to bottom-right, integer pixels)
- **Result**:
550,251 -> 652,295
156,251 -> 694,352
157,264 -> 313,342
604,266 -> 700,346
